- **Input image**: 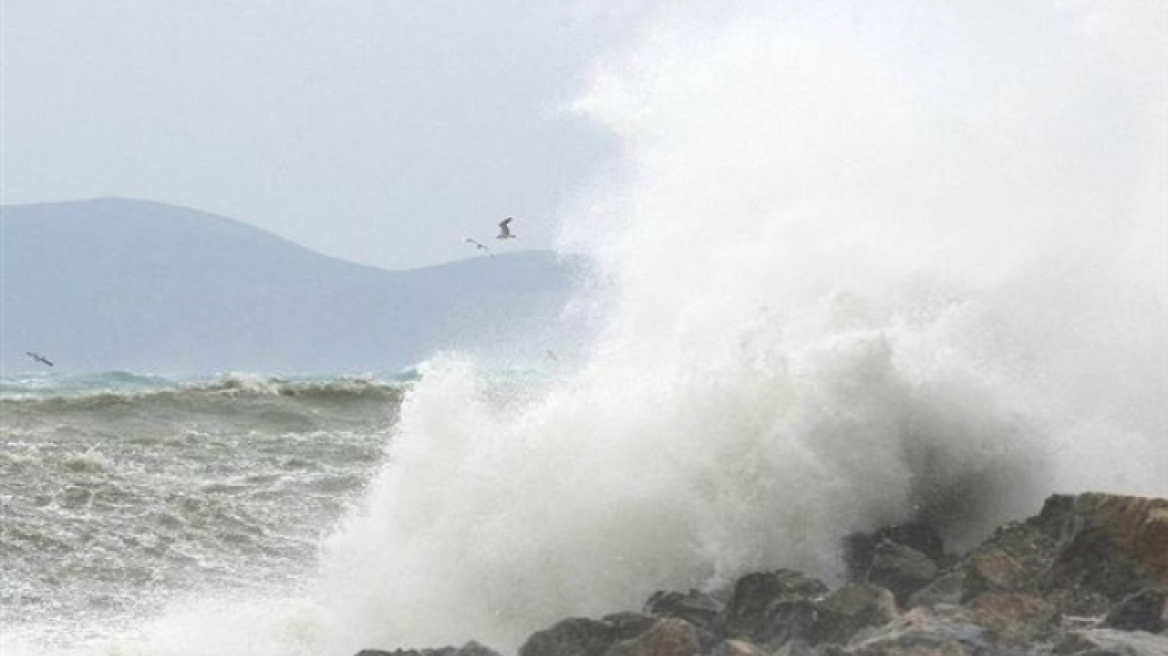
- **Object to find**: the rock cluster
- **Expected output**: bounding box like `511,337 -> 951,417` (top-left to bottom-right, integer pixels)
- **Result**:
355,493 -> 1168,656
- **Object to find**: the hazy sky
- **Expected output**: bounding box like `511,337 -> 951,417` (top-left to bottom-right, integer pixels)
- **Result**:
0,1 -> 659,269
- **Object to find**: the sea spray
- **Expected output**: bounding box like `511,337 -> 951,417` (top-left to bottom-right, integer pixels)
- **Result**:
317,0 -> 1167,653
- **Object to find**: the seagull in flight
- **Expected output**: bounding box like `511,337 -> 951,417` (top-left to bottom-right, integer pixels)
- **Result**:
497,217 -> 516,240
26,351 -> 54,367
464,238 -> 493,256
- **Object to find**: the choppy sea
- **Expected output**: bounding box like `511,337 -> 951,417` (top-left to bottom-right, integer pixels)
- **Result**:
0,371 -> 407,654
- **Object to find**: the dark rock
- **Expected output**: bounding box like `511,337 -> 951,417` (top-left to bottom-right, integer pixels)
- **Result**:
959,520 -> 1060,602
843,522 -> 946,582
810,583 -> 898,646
601,618 -> 700,656
867,541 -> 939,607
966,592 -> 1059,644
841,606 -> 990,656
519,617 -> 644,656
907,570 -> 963,608
760,598 -> 819,645
644,589 -> 723,630
602,612 -> 660,637
1040,495 -> 1168,612
1103,588 -> 1168,633
715,569 -> 828,642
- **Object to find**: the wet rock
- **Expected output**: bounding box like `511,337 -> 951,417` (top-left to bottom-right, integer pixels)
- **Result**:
603,612 -> 660,638
1103,588 -> 1168,633
906,570 -> 963,608
760,597 -> 819,645
370,494 -> 1168,656
644,589 -> 723,631
843,523 -> 946,582
841,606 -> 989,656
601,618 -> 700,656
519,617 -> 647,656
966,592 -> 1059,643
715,569 -> 829,642
959,520 -> 1059,601
867,541 -> 939,606
1042,495 -> 1168,612
810,583 -> 898,646
940,493 -> 1168,618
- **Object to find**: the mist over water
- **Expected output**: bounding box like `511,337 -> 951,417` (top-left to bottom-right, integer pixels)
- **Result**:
318,1 -> 1167,652
5,2 -> 1165,655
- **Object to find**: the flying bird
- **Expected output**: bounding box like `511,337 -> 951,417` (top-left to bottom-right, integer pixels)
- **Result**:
26,351 -> 54,367
497,217 -> 516,239
464,238 -> 493,256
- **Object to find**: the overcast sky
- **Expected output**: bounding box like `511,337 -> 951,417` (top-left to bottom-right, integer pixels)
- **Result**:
0,1 -> 660,269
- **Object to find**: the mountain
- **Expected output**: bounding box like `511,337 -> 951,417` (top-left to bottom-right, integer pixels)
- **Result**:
0,198 -> 584,374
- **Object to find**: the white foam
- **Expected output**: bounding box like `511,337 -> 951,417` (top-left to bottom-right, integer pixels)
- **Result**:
314,3 -> 1167,651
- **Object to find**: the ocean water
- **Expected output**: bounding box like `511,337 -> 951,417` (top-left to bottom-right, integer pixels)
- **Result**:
0,372 -> 406,653
4,1 -> 1166,655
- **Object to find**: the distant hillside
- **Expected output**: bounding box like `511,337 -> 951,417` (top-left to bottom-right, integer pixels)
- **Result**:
0,198 -> 585,374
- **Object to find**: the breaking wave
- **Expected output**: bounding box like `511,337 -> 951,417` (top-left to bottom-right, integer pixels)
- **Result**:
317,1 -> 1168,652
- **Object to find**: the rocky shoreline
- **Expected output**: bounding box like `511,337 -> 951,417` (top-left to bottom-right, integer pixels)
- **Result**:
355,493 -> 1168,656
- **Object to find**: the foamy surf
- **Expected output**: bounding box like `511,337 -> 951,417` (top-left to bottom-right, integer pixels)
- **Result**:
316,0 -> 1167,651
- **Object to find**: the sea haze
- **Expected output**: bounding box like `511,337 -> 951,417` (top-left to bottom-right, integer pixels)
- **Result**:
0,198 -> 583,375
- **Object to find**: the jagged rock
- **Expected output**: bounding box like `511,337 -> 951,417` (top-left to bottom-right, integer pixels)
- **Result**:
519,616 -> 648,656
354,642 -> 500,656
907,570 -> 963,608
927,493 -> 1168,619
966,592 -> 1059,643
959,520 -> 1059,601
714,569 -> 829,642
1041,495 -> 1168,613
1053,628 -> 1168,655
603,612 -> 661,638
1103,588 -> 1168,633
761,598 -> 820,645
645,589 -> 723,631
601,618 -> 700,656
867,541 -> 939,606
501,494 -> 1168,656
841,606 -> 990,656
843,523 -> 946,582
810,583 -> 899,646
